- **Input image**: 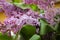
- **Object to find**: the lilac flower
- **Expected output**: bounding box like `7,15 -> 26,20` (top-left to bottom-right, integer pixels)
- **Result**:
26,9 -> 39,19
44,8 -> 60,25
23,0 -> 56,10
1,0 -> 59,36
0,0 -> 5,2
23,0 -> 33,4
4,9 -> 40,34
0,22 -> 7,34
0,8 -> 4,12
0,1 -> 40,34
2,2 -> 15,17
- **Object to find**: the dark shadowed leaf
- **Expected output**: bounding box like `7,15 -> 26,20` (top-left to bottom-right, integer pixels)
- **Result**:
55,22 -> 60,33
0,33 -> 13,40
20,24 -> 36,40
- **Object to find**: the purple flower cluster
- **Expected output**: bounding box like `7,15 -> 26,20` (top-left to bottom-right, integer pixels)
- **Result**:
44,8 -> 60,25
0,0 -> 60,36
0,1 -> 40,34
4,10 -> 40,34
23,0 -> 56,10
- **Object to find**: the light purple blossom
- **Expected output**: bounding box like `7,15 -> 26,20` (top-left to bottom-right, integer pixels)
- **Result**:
44,8 -> 60,25
0,8 -> 4,12
4,9 -> 40,34
0,0 -> 59,36
0,1 -> 40,34
0,0 -> 5,2
23,0 -> 56,10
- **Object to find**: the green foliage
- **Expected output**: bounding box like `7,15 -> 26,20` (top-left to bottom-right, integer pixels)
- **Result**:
13,3 -> 29,9
29,4 -> 40,11
13,3 -> 40,11
40,9 -> 44,13
29,34 -> 41,40
0,33 -> 13,40
19,35 -> 25,40
54,14 -> 60,22
12,0 -> 22,3
56,35 -> 60,40
40,18 -> 53,35
20,24 -> 36,40
55,22 -> 60,33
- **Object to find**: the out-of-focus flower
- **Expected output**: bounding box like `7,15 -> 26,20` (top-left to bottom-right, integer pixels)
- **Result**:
0,1 -> 40,34
0,0 -> 5,2
23,0 -> 56,10
0,8 -> 4,12
2,2 -> 16,17
44,8 -> 60,25
4,9 -> 40,34
1,0 -> 60,36
23,0 -> 33,4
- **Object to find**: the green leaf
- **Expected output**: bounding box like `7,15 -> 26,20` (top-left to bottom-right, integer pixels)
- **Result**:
0,32 -> 2,36
40,18 -> 48,24
14,3 -> 29,9
12,0 -> 21,3
55,22 -> 60,33
40,18 -> 53,35
20,24 -> 36,40
13,3 -> 40,11
29,34 -> 41,40
40,9 -> 44,13
0,33 -> 13,40
30,4 -> 40,11
20,35 -> 25,40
